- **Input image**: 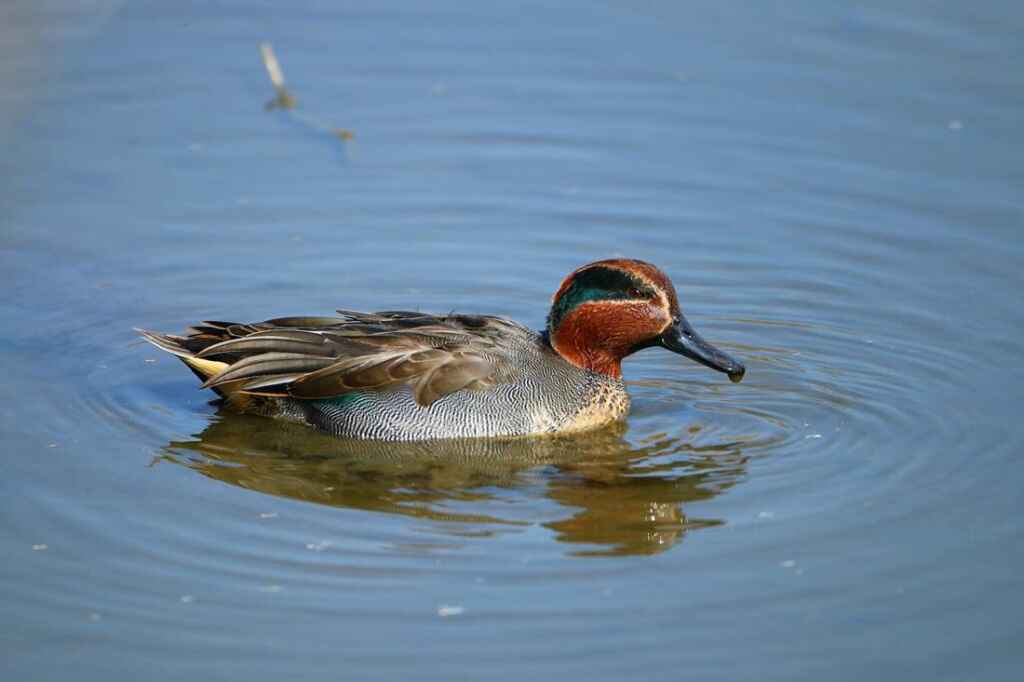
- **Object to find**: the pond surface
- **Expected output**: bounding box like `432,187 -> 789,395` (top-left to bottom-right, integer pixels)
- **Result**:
2,1 -> 1022,680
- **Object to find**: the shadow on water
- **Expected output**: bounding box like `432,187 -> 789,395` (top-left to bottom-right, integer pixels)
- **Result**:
160,412 -> 749,557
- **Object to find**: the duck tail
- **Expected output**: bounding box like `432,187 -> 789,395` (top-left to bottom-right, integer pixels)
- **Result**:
136,328 -> 236,396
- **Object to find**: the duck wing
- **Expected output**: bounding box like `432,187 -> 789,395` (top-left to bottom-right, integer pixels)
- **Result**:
186,312 -> 532,406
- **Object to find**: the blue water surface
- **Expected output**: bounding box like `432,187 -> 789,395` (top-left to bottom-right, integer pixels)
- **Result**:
1,1 -> 1022,680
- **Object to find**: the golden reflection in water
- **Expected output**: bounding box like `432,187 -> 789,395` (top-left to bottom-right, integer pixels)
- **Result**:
160,414 -> 748,557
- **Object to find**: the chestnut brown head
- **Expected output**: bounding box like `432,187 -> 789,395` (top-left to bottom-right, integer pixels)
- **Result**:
546,259 -> 745,381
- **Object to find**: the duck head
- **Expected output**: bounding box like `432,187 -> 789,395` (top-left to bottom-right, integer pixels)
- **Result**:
547,259 -> 745,382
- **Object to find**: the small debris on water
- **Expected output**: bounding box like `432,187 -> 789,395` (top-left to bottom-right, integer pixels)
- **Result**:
437,605 -> 465,617
780,559 -> 797,569
948,119 -> 963,130
180,595 -> 195,604
757,511 -> 775,520
144,358 -> 157,364
305,540 -> 331,552
259,512 -> 278,519
88,612 -> 102,622
258,42 -> 351,139
805,434 -> 822,440
259,584 -> 283,593
47,443 -> 58,448
260,42 -> 297,109
32,544 -> 48,551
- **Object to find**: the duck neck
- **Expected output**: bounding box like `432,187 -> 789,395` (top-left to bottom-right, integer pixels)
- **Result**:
546,321 -> 625,379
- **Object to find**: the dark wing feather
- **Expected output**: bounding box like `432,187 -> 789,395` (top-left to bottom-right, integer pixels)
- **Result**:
197,329 -> 356,358
202,352 -> 337,390
412,352 -> 496,406
159,312 -> 528,406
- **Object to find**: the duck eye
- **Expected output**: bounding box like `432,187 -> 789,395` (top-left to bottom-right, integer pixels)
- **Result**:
629,287 -> 643,298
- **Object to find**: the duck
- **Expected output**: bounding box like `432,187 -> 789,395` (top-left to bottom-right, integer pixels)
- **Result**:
138,258 -> 745,441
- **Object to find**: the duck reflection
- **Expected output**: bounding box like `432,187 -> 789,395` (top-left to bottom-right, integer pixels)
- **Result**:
161,414 -> 747,557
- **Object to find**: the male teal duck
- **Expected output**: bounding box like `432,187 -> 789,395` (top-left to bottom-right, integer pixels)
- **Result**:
139,259 -> 745,440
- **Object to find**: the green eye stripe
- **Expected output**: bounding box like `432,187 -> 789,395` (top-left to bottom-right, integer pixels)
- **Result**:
547,267 -> 655,330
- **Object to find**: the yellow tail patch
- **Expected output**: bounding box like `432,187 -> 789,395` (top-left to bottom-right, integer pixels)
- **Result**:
182,355 -> 229,380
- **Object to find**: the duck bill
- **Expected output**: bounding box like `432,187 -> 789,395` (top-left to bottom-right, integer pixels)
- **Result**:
659,316 -> 746,383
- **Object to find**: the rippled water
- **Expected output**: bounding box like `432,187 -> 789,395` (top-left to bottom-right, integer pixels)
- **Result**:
3,1 -> 1023,680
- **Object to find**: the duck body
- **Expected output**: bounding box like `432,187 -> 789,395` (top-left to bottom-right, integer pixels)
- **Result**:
139,259 -> 744,441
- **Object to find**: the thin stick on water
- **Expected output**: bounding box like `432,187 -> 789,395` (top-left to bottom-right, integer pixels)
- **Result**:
259,42 -> 353,141
260,42 -> 296,110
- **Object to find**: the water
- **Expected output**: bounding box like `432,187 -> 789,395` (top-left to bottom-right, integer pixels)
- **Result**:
2,1 -> 1022,679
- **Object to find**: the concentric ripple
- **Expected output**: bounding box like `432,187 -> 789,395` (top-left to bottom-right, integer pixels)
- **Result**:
5,1 -> 1024,679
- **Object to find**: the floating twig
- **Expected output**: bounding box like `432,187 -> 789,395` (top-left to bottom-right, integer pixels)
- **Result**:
260,42 -> 297,110
259,42 -> 354,142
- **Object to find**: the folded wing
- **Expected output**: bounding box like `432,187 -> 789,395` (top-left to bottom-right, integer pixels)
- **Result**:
172,312 -> 525,406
